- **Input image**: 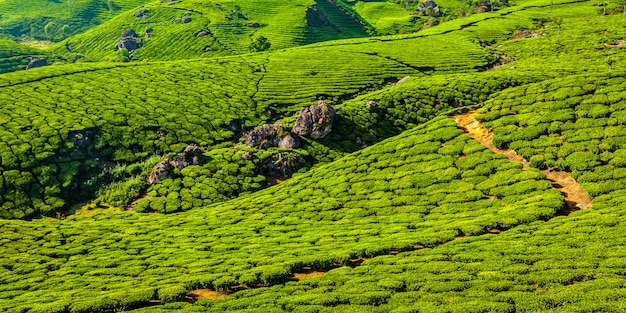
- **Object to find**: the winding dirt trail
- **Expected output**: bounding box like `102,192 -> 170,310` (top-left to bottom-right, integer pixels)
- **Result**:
453,111 -> 592,213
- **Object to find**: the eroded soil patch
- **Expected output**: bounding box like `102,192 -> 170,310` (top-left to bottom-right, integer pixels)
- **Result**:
289,267 -> 329,281
454,112 -> 529,168
184,289 -> 229,302
453,111 -> 592,213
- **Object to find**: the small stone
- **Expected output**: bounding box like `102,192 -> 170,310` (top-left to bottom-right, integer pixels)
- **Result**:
195,30 -> 210,37
365,100 -> 377,111
242,152 -> 254,160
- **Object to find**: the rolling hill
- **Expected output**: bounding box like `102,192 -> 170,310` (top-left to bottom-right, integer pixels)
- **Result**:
0,0 -> 626,312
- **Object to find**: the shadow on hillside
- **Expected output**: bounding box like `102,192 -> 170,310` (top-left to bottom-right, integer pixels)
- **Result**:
312,114 -> 404,155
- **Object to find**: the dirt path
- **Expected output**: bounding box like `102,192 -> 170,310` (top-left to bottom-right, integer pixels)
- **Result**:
453,111 -> 592,212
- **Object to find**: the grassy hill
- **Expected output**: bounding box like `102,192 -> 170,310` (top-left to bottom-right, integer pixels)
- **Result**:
0,116 -> 566,312
48,0 -> 376,61
0,35 -> 48,73
0,0 -> 150,41
0,16 -> 500,219
1,0 -> 626,312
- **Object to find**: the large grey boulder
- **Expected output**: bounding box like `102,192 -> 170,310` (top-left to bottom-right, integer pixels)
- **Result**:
292,101 -> 338,139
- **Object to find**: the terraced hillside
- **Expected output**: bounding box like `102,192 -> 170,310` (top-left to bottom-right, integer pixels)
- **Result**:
49,0 -> 377,61
0,20 -> 500,219
0,0 -> 150,40
1,0 -> 626,312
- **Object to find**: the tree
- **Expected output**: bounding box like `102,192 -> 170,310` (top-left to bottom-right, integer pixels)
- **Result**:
250,36 -> 271,52
44,22 -> 56,41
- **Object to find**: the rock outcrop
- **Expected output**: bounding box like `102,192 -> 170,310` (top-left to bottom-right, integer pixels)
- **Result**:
260,152 -> 306,178
292,101 -> 338,139
135,8 -> 151,19
148,160 -> 173,184
170,144 -> 204,169
418,0 -> 441,17
512,31 -> 546,40
25,57 -> 47,70
181,14 -> 192,24
244,124 -> 300,149
147,144 -> 205,184
365,100 -> 377,111
115,29 -> 143,51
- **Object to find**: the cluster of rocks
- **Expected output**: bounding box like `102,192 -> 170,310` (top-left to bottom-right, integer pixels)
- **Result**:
147,144 -> 204,184
244,100 -> 337,149
115,29 -> 143,51
417,0 -> 441,17
25,57 -> 47,70
241,101 -> 338,180
181,14 -> 192,24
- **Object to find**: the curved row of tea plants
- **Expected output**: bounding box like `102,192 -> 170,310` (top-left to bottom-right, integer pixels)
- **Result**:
0,117 -> 565,312
156,203 -> 626,312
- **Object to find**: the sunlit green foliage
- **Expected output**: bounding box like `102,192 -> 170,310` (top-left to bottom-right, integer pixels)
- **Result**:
0,117 -> 564,311
0,0 -> 150,40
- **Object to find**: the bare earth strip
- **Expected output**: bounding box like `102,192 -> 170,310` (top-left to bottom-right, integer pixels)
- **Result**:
453,111 -> 592,212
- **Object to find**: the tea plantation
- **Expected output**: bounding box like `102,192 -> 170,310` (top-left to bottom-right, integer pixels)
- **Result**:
1,0 -> 626,312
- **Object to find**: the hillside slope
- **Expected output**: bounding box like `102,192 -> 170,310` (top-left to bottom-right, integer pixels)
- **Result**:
0,116 -> 565,312
0,0 -> 150,41
0,18 -> 498,219
1,1 -> 626,312
50,0 -> 374,61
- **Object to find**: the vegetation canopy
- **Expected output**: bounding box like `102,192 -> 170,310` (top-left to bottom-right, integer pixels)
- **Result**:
0,0 -> 626,312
